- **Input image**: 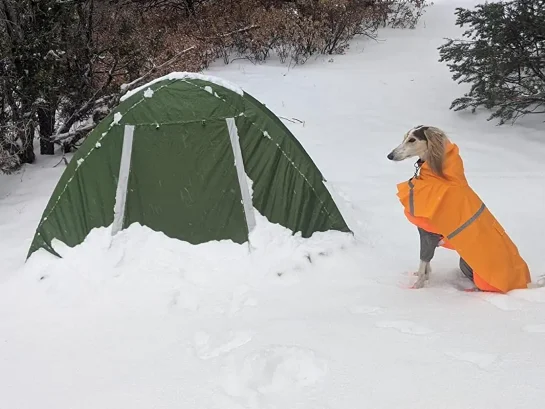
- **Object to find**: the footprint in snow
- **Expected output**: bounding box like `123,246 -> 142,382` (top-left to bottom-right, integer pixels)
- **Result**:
168,289 -> 180,307
348,305 -> 382,315
221,345 -> 328,400
194,330 -> 254,360
168,288 -> 201,312
375,320 -> 434,335
229,285 -> 258,316
481,293 -> 525,311
444,351 -> 498,370
210,394 -> 248,409
522,324 -> 545,334
509,287 -> 545,304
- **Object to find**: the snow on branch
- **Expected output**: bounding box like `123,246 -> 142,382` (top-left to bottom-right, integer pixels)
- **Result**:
50,45 -> 198,146
49,24 -> 257,149
53,123 -> 96,143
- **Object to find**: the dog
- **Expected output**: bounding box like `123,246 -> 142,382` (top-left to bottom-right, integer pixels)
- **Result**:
387,126 -> 537,292
386,125 -> 474,289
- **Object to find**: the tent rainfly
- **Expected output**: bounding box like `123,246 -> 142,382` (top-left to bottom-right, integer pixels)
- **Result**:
27,72 -> 352,259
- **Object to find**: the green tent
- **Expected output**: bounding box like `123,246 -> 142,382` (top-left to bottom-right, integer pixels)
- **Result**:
27,72 -> 351,259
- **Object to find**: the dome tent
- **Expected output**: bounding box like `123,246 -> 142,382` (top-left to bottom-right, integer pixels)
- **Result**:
27,72 -> 352,259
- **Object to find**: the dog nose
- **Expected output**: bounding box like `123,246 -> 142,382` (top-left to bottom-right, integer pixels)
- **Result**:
387,152 -> 394,160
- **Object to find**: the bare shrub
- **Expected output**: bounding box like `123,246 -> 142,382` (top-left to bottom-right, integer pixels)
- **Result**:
183,0 -> 427,67
296,0 -> 387,55
384,0 -> 430,29
0,0 -> 432,173
0,143 -> 21,175
120,0 -> 430,71
0,120 -> 33,174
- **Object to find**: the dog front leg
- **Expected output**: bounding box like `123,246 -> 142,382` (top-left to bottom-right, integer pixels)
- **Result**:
413,260 -> 431,289
413,228 -> 442,289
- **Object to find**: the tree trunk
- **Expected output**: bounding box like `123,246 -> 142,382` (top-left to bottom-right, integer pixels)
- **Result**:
38,107 -> 55,155
18,121 -> 36,164
186,0 -> 195,16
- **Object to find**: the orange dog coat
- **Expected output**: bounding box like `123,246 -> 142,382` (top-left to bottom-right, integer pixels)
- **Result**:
396,142 -> 531,293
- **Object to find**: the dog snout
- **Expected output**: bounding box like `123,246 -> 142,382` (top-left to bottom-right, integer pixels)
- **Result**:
387,151 -> 394,160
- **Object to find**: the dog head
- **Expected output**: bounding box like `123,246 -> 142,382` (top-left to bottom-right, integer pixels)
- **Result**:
387,125 -> 430,162
387,125 -> 448,177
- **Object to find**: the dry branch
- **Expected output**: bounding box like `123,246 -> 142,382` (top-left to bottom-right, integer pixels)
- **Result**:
119,45 -> 197,93
53,123 -> 95,143
193,24 -> 259,41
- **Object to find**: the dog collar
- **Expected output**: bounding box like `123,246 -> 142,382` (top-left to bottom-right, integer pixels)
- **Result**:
413,159 -> 424,178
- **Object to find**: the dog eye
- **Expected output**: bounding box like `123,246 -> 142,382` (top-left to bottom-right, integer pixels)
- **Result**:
408,138 -> 416,143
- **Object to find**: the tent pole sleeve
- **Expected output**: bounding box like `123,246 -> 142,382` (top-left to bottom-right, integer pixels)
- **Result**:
112,124 -> 135,236
226,117 -> 256,233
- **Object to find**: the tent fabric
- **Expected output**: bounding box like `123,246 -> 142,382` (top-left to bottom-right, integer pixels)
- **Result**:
27,73 -> 351,259
396,142 -> 531,293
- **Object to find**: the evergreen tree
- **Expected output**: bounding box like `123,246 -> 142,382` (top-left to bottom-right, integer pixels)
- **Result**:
438,0 -> 545,124
0,0 -> 160,172
0,0 -> 96,167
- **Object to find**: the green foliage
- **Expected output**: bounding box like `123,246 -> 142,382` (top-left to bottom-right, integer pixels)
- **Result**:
438,0 -> 545,124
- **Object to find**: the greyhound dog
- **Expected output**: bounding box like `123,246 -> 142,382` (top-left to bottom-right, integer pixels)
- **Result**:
387,126 -> 474,289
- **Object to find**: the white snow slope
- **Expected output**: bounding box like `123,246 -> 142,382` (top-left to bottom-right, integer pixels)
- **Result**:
1,1 -> 545,408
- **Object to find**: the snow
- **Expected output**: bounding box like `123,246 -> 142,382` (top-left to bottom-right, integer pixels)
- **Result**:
143,87 -> 155,98
112,111 -> 123,124
2,1 -> 545,408
119,72 -> 244,102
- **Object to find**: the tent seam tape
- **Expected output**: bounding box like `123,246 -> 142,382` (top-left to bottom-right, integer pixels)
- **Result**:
35,80 -> 237,232
111,125 -> 135,235
35,94 -> 155,231
35,79 -> 340,242
225,117 -> 256,234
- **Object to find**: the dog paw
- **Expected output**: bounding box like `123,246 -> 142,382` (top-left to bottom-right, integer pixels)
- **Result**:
411,278 -> 427,289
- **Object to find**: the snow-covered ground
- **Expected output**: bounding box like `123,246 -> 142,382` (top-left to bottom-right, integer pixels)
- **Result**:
2,0 -> 545,408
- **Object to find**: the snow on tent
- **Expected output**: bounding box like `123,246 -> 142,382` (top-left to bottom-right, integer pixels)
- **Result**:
27,72 -> 352,259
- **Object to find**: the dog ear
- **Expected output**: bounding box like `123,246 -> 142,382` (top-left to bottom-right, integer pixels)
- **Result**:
412,126 -> 429,141
424,127 -> 446,177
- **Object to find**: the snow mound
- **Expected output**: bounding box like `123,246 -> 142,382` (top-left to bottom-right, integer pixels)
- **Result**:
3,1 -> 545,407
22,210 -> 355,307
120,72 -> 244,102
